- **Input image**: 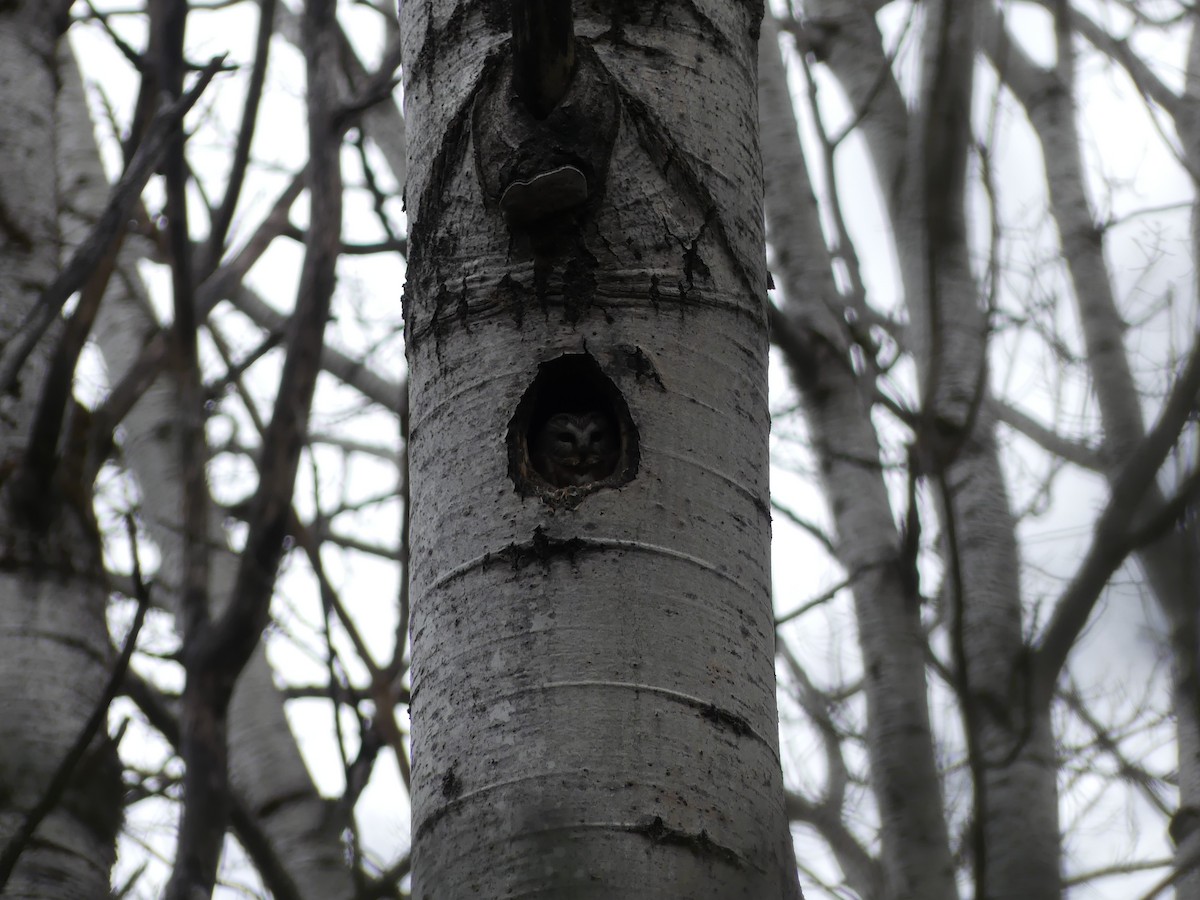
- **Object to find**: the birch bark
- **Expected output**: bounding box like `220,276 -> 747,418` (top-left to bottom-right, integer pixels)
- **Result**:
401,2 -> 798,895
759,17 -> 956,900
795,3 -> 1062,896
53,46 -> 356,899
0,4 -> 121,896
980,8 -> 1200,894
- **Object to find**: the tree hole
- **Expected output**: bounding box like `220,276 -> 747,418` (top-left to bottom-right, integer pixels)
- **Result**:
508,353 -> 639,496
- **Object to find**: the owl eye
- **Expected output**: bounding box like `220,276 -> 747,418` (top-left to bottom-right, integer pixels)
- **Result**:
556,431 -> 574,443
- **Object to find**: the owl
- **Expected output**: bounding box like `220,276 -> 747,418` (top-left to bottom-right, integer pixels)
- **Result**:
531,411 -> 619,487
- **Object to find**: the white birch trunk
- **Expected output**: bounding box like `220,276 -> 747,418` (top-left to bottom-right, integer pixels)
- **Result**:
905,12 -> 1063,893
983,12 -> 1200,894
54,45 -> 355,899
806,3 -> 1062,896
759,19 -> 956,900
0,5 -> 121,896
401,2 -> 798,895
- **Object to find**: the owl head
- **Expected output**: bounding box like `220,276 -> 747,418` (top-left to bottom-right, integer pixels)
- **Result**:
532,411 -> 619,487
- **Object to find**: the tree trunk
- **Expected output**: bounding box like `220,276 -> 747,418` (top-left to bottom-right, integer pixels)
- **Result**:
982,9 -> 1200,894
53,44 -> 356,896
400,2 -> 798,896
805,3 -> 1062,896
759,17 -> 956,900
905,4 -> 1062,893
0,4 -> 121,897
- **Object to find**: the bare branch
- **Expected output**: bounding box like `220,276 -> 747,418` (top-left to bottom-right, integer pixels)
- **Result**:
1033,338 -> 1200,704
991,397 -> 1105,471
203,0 -> 278,274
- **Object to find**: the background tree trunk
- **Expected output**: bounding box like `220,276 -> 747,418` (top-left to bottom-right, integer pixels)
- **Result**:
0,4 -> 122,896
759,16 -> 957,900
767,3 -> 1068,896
54,47 -> 356,898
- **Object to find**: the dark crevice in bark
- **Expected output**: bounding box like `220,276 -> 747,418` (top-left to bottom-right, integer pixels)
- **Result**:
630,815 -> 749,870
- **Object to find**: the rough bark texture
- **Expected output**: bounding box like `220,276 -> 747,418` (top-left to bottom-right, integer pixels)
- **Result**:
0,5 -> 121,897
401,1 -> 798,896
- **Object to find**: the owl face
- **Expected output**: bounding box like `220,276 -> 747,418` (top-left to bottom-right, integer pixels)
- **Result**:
532,411 -> 619,487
